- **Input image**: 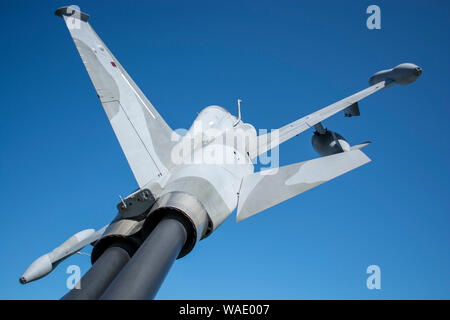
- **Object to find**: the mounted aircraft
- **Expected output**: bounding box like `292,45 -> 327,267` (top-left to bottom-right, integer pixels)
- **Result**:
20,6 -> 422,299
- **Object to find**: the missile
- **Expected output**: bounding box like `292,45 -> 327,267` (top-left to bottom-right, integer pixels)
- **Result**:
20,228 -> 106,284
61,241 -> 135,300
370,63 -> 422,86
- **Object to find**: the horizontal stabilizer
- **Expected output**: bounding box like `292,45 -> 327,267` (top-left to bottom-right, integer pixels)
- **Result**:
237,149 -> 371,222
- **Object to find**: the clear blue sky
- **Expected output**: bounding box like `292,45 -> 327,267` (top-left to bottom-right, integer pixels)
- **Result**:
1,0 -> 449,299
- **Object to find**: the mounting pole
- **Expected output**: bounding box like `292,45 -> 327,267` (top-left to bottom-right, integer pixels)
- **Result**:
314,122 -> 327,134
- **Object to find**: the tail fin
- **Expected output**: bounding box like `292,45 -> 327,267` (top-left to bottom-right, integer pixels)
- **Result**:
56,6 -> 178,186
237,148 -> 371,222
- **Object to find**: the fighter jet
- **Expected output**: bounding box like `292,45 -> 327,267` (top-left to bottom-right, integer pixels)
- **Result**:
20,6 -> 422,299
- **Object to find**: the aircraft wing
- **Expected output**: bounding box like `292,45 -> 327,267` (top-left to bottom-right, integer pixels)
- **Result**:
253,80 -> 390,156
56,6 -> 178,187
237,148 -> 371,222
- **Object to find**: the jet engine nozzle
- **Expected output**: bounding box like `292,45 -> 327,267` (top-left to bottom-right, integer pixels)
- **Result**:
142,192 -> 210,259
369,63 -> 422,86
312,130 -> 350,157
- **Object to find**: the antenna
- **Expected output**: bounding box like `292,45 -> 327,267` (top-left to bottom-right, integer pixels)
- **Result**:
233,99 -> 242,126
119,195 -> 127,209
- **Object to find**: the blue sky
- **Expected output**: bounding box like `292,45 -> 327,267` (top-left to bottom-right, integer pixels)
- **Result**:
1,0 -> 449,299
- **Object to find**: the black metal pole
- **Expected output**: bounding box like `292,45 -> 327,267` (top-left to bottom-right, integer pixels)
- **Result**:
61,242 -> 133,300
100,216 -> 187,300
